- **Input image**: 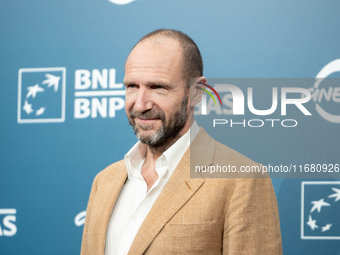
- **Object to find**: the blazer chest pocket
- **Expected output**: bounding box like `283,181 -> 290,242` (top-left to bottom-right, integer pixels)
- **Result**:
162,221 -> 217,238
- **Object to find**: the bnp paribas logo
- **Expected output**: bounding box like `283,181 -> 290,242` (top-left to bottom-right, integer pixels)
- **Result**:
17,67 -> 66,123
301,181 -> 340,240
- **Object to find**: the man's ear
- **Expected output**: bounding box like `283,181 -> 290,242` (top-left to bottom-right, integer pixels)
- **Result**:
190,76 -> 207,107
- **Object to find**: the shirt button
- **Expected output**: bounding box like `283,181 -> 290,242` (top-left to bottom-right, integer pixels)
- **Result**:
132,215 -> 137,220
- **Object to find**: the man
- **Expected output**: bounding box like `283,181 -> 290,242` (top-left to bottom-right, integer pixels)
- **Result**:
81,29 -> 282,255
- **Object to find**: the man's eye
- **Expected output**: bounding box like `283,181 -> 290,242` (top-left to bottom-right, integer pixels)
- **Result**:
127,84 -> 138,89
151,85 -> 163,90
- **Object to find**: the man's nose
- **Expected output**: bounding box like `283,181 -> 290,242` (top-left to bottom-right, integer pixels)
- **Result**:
133,87 -> 153,112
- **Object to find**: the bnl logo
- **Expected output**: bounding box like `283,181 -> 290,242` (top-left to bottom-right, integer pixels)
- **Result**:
301,181 -> 340,239
17,67 -> 66,123
0,209 -> 17,237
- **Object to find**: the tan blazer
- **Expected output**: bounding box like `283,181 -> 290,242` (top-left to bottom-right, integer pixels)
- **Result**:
81,128 -> 282,255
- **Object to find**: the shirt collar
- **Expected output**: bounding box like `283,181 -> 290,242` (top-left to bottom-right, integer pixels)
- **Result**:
124,121 -> 200,179
163,121 -> 199,176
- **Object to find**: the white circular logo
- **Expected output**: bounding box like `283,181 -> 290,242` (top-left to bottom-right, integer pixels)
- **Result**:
310,59 -> 340,123
108,0 -> 135,5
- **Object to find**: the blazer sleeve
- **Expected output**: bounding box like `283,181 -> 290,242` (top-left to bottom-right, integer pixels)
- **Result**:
223,177 -> 282,255
80,174 -> 99,255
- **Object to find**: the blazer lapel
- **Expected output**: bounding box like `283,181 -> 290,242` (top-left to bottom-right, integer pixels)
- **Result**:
90,161 -> 128,254
190,127 -> 215,173
128,128 -> 215,255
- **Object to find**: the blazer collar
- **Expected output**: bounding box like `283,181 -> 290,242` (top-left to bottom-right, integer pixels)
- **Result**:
92,161 -> 128,254
191,127 -> 215,169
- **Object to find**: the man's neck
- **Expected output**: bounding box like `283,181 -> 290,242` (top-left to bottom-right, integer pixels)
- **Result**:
141,136 -> 181,193
141,119 -> 194,192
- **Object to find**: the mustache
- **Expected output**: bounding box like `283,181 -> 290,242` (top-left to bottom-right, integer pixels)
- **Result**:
129,108 -> 165,120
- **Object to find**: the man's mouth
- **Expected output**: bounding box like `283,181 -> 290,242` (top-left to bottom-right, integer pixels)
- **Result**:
135,118 -> 159,124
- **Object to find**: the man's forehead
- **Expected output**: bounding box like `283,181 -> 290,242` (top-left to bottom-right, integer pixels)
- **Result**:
124,63 -> 182,87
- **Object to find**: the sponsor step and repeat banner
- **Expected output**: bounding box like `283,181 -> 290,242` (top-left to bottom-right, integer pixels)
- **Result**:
1,0 -> 339,254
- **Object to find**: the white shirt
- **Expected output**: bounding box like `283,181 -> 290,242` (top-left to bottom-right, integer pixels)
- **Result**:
105,121 -> 200,255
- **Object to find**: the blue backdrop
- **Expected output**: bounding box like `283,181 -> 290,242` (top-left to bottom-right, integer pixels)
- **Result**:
1,0 -> 340,254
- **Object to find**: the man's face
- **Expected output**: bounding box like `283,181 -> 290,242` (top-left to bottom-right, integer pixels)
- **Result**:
124,39 -> 190,147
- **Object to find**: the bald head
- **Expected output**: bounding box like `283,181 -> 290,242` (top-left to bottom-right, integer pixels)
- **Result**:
126,29 -> 203,87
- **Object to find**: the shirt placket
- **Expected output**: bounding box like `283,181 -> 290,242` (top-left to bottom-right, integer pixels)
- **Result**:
117,179 -> 160,255
117,156 -> 168,255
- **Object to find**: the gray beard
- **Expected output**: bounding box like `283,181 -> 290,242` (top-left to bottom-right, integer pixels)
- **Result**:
129,95 -> 188,147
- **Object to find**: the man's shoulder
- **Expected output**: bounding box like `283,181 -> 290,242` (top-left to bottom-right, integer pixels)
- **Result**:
213,140 -> 259,167
213,140 -> 268,178
194,128 -> 266,178
195,127 -> 259,166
